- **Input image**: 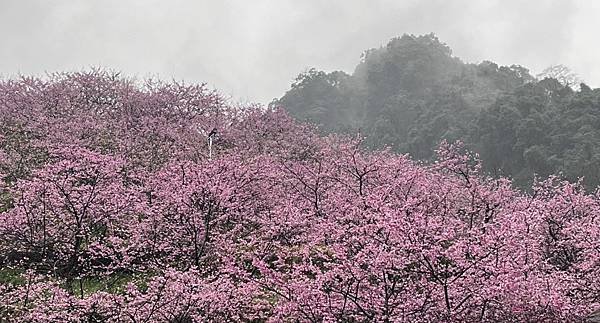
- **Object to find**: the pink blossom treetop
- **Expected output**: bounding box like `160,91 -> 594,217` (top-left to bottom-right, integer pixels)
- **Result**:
0,71 -> 599,322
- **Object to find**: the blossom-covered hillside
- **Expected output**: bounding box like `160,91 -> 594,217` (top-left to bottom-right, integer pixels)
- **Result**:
0,71 -> 599,322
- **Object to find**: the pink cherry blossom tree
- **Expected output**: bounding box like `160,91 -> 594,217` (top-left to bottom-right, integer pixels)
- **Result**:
1,71 -> 599,322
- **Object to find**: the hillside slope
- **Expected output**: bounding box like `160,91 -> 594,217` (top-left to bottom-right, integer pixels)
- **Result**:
275,34 -> 600,189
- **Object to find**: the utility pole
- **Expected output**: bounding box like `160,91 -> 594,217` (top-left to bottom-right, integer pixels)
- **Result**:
207,127 -> 217,160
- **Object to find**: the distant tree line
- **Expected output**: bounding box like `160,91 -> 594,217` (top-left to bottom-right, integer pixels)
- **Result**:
274,33 -> 600,190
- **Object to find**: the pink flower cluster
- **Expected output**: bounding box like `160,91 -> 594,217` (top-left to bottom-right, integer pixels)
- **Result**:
0,71 -> 599,322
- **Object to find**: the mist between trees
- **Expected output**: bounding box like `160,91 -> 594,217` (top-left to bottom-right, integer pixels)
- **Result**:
274,33 -> 600,191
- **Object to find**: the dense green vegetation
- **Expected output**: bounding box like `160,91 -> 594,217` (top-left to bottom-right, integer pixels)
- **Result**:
274,33 -> 600,189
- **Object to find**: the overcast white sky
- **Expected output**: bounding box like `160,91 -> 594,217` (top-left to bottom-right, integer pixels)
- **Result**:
0,0 -> 598,104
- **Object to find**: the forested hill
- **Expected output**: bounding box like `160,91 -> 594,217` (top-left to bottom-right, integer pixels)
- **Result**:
274,33 -> 600,190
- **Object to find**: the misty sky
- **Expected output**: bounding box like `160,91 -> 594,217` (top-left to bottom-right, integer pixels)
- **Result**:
1,0 -> 598,104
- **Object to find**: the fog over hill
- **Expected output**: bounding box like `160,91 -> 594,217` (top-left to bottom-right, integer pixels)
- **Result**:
275,33 -> 600,190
